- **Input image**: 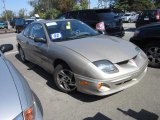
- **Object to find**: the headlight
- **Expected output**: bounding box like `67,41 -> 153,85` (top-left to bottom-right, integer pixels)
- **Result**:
93,60 -> 119,74
135,46 -> 141,54
14,113 -> 23,120
14,106 -> 34,120
133,30 -> 140,37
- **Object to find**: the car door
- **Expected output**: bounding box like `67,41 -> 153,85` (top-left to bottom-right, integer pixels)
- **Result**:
29,23 -> 53,72
20,24 -> 33,61
148,26 -> 160,39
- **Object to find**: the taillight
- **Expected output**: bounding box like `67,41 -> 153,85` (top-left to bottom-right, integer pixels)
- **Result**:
156,12 -> 160,20
96,22 -> 105,31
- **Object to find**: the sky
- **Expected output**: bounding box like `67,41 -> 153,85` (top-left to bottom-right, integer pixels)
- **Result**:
0,0 -> 98,15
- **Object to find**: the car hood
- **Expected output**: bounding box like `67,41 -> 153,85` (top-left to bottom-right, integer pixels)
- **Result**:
0,57 -> 22,119
56,35 -> 138,63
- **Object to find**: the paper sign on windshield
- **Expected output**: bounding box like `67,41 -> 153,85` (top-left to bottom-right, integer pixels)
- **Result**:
46,22 -> 57,26
51,33 -> 62,39
66,22 -> 71,29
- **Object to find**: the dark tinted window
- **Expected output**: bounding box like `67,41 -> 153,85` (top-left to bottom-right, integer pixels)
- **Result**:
68,12 -> 78,19
57,14 -> 67,19
15,18 -> 25,25
142,10 -> 157,17
30,24 -> 46,39
79,11 -> 99,21
96,12 -> 117,20
124,13 -> 131,16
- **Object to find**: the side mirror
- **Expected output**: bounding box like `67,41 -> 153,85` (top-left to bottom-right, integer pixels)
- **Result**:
0,44 -> 13,53
34,37 -> 46,43
97,30 -> 106,35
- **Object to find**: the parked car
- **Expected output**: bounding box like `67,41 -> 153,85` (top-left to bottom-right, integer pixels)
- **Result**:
10,18 -> 17,28
0,21 -> 8,29
56,9 -> 125,37
0,44 -> 43,120
136,9 -> 160,28
15,18 -> 35,33
130,22 -> 160,67
17,19 -> 148,96
121,12 -> 138,23
15,18 -> 25,33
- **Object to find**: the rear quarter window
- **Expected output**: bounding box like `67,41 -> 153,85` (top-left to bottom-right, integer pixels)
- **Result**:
142,10 -> 157,17
79,11 -> 99,21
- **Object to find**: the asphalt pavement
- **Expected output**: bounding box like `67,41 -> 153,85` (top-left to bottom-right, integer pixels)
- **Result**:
1,23 -> 160,120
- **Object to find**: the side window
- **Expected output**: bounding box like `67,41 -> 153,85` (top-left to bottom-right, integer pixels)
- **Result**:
57,14 -> 66,19
68,12 -> 79,19
30,24 -> 46,39
80,11 -> 99,21
23,24 -> 32,37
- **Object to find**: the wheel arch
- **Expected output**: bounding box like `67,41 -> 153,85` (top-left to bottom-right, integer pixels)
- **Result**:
53,59 -> 72,71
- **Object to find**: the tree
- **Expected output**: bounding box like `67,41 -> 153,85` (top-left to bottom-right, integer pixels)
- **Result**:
18,9 -> 27,18
114,0 -> 155,11
28,0 -> 88,19
154,0 -> 160,8
0,10 -> 15,20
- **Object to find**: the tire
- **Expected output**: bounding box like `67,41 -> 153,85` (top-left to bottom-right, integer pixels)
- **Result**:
53,64 -> 76,93
145,43 -> 160,67
19,46 -> 27,63
128,19 -> 131,23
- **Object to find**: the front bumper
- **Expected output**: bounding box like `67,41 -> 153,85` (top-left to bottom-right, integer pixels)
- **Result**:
75,63 -> 147,96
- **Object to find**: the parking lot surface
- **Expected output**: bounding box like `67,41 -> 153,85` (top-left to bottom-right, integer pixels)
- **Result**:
1,23 -> 160,120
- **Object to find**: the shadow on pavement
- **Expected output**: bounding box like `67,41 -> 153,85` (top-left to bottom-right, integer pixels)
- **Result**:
84,112 -> 112,120
15,54 -> 59,91
15,54 -> 111,102
117,108 -> 159,120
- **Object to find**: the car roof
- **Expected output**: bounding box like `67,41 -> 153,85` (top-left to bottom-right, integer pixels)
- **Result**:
138,22 -> 160,30
35,19 -> 75,24
61,8 -> 112,14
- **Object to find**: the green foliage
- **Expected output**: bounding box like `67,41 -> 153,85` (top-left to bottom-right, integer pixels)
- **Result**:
18,9 -> 27,18
28,0 -> 89,19
114,0 -> 155,11
45,8 -> 60,19
0,10 -> 15,20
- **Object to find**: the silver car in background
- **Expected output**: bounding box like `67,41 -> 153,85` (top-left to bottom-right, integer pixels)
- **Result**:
0,44 -> 43,120
17,19 -> 148,96
122,12 -> 139,23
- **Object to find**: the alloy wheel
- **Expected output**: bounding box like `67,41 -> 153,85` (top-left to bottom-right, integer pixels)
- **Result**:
146,46 -> 160,65
56,69 -> 76,91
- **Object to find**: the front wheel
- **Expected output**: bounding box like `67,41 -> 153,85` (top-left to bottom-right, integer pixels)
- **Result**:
145,43 -> 160,67
53,64 -> 76,93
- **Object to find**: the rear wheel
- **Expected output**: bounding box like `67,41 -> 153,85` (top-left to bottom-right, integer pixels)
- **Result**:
19,47 -> 27,63
145,43 -> 160,67
53,64 -> 76,93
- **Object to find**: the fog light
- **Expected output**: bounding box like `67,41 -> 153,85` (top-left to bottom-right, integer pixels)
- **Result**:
97,82 -> 102,89
79,81 -> 88,85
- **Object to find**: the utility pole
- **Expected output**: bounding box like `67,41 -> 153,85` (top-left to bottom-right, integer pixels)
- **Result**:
1,0 -> 10,29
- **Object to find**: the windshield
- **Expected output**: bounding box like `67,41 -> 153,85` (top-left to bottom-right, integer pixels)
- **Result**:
124,14 -> 131,16
46,20 -> 99,42
15,18 -> 25,25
